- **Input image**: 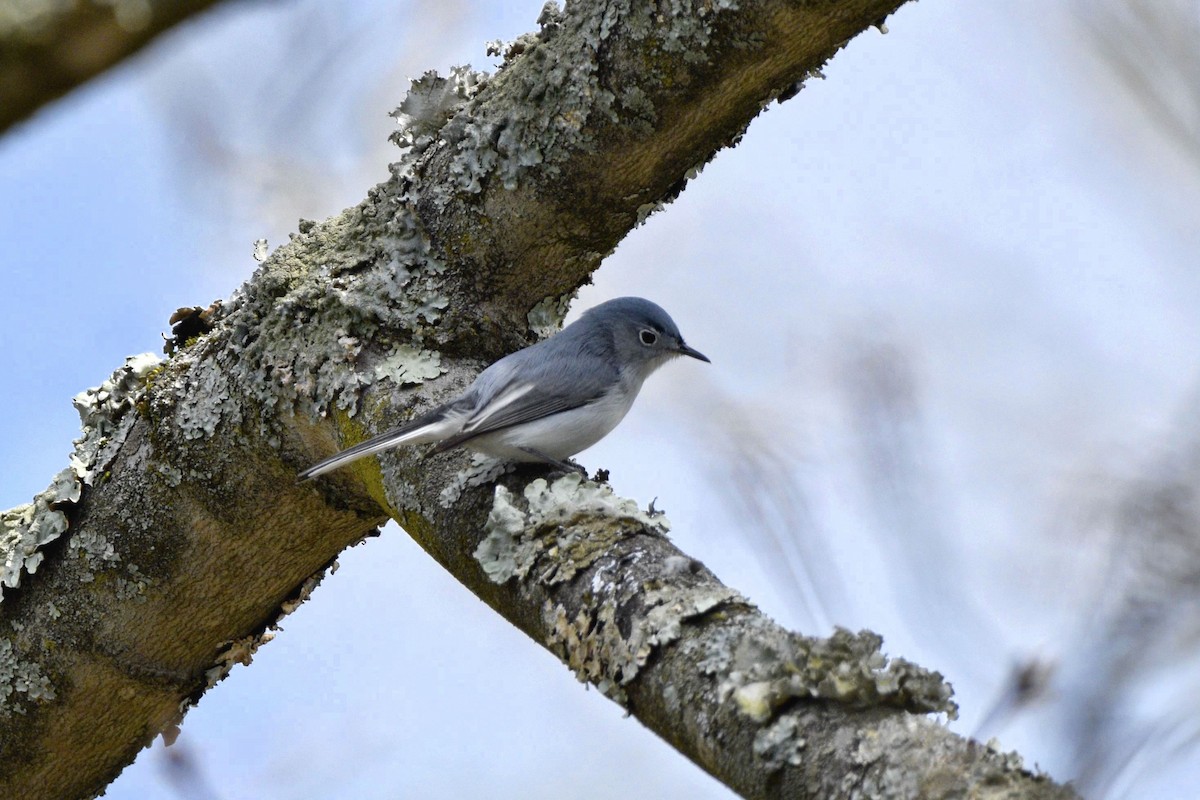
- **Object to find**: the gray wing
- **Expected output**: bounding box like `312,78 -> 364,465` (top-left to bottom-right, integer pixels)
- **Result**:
430,331 -> 617,453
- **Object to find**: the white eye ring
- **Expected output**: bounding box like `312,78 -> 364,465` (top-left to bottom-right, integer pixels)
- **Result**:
639,329 -> 658,346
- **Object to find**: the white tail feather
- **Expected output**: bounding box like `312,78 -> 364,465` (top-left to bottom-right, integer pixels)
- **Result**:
299,416 -> 456,480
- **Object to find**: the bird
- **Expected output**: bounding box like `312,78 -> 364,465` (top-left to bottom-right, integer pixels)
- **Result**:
299,296 -> 709,480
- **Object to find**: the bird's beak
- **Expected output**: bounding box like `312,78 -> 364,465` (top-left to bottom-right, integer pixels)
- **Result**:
677,342 -> 710,363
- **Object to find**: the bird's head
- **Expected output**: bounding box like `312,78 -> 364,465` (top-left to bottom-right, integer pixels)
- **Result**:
586,297 -> 709,378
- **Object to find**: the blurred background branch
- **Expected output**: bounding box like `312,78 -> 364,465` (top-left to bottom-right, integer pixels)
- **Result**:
0,0 -> 231,134
1056,400 -> 1200,798
1078,0 -> 1200,168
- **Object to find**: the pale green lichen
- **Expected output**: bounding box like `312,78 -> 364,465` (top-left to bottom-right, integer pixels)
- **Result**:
173,361 -> 238,440
112,567 -> 150,601
476,485 -> 538,583
635,584 -> 743,662
526,291 -> 577,339
675,622 -> 960,776
622,0 -> 742,54
475,473 -> 669,584
373,344 -> 445,386
544,583 -> 744,705
617,84 -> 656,134
1,501 -> 64,591
438,455 -> 512,509
390,66 -> 489,156
72,352 -> 162,473
68,526 -> 148,600
984,738 -> 1028,773
1,354 -> 160,601
0,638 -> 56,716
615,584 -> 744,695
70,530 -> 117,578
155,462 -> 184,488
752,713 -> 808,770
716,627 -> 958,724
832,715 -> 1058,799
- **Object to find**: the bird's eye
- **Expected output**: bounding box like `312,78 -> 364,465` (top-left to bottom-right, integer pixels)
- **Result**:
639,329 -> 658,346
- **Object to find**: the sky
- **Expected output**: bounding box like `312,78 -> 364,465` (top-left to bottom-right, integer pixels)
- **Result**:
2,1 -> 1199,798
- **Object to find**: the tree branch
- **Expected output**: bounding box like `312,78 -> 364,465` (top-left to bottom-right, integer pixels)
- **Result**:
0,0 -> 227,134
0,1 -> 1077,797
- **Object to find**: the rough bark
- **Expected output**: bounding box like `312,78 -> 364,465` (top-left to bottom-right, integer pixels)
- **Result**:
0,0 -> 227,134
0,1 -> 1078,798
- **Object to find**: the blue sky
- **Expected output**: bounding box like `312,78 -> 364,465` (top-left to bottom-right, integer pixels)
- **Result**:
3,1 -> 1199,797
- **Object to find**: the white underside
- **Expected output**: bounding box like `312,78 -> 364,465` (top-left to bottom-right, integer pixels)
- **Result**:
463,387 -> 636,461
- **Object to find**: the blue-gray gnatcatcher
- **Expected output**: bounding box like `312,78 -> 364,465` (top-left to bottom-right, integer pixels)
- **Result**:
300,297 -> 708,480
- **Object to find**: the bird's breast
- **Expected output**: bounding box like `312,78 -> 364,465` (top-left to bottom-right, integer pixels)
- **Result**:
469,387 -> 637,461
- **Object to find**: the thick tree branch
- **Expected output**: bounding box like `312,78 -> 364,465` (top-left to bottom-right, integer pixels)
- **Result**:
0,1 -> 1077,798
0,0 -> 227,135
